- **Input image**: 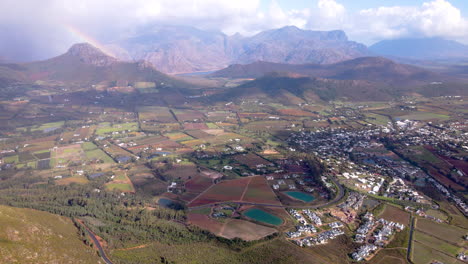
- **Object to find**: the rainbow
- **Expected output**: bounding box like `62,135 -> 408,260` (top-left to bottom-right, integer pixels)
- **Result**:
64,24 -> 116,57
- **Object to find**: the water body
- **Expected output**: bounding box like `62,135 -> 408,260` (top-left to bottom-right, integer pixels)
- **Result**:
243,208 -> 283,226
285,191 -> 315,202
158,198 -> 184,210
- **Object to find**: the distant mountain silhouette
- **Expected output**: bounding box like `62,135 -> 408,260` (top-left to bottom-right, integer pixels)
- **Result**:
370,37 -> 468,60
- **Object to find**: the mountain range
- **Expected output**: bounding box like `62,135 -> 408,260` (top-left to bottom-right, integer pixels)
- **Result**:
107,25 -> 369,74
369,37 -> 468,61
1,41 -> 467,105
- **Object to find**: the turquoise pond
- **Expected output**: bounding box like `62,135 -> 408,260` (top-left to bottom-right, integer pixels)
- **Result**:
284,191 -> 315,202
243,208 -> 283,226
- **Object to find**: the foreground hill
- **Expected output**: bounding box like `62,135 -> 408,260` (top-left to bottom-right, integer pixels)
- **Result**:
109,25 -> 369,73
369,37 -> 468,61
0,205 -> 100,263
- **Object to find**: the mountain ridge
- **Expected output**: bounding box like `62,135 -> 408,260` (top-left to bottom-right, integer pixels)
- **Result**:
108,25 -> 370,74
211,57 -> 448,86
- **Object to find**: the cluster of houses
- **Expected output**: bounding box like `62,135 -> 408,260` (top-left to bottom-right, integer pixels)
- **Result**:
338,192 -> 365,211
267,173 -> 307,191
293,228 -> 345,247
286,209 -> 345,247
352,213 -> 405,261
355,212 -> 375,243
287,124 -> 464,212
385,177 -> 427,203
352,244 -> 378,261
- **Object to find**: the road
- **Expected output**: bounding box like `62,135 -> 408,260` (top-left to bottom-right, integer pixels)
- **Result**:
406,217 -> 415,264
78,220 -> 114,264
188,177 -> 345,211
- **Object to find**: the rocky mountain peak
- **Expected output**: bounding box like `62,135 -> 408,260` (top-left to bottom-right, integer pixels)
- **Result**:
67,43 -> 117,67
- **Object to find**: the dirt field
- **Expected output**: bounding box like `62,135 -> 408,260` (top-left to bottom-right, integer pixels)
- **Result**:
183,123 -> 208,130
188,177 -> 251,207
233,153 -> 271,169
378,204 -> 411,225
187,213 -> 224,235
241,176 -> 281,205
277,108 -> 318,117
218,219 -> 277,241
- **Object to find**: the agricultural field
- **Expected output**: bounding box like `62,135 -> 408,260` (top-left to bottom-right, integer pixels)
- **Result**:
188,176 -> 281,207
415,218 -> 467,246
232,153 -> 272,169
181,175 -> 215,202
218,219 -> 277,241
172,109 -> 205,122
413,231 -> 462,257
188,177 -> 251,207
106,171 -> 135,193
397,111 -> 450,121
277,108 -> 317,117
0,205 -> 100,263
17,121 -> 65,133
241,176 -> 281,205
82,142 -> 115,163
377,204 -> 411,225
95,122 -> 138,136
138,106 -> 176,123
411,240 -> 465,264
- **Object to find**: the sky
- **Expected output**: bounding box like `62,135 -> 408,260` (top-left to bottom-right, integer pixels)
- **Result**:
1,0 -> 467,61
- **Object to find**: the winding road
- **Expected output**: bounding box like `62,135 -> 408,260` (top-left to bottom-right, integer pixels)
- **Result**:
77,220 -> 114,264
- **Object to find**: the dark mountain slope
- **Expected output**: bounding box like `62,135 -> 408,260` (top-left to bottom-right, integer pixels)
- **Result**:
212,57 -> 446,86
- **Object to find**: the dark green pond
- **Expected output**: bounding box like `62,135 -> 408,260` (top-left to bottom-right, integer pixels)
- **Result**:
243,208 -> 283,226
158,198 -> 184,210
285,191 -> 315,202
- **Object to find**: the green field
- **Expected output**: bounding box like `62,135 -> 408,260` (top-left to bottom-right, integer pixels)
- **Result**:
416,218 -> 467,246
3,155 -> 18,163
134,81 -> 156,89
364,113 -> 390,126
412,240 -> 464,264
0,205 -> 100,263
95,122 -> 139,136
398,112 -> 450,121
106,183 -> 134,192
82,142 -> 114,163
414,230 -> 462,256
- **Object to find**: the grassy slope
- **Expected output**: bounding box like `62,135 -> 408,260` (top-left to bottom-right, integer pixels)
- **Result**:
111,238 -> 324,264
0,205 -> 100,264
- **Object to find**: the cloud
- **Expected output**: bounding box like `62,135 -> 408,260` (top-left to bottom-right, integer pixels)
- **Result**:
355,0 -> 468,43
0,0 -> 467,61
